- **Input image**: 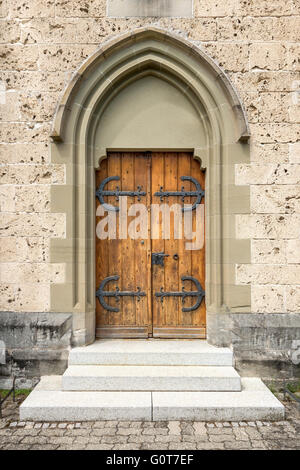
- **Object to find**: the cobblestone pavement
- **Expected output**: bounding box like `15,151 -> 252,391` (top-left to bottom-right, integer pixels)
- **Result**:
0,394 -> 299,450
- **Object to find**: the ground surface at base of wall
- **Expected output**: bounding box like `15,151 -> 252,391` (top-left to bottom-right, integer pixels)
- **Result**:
0,312 -> 72,388
208,312 -> 300,379
1,312 -> 299,384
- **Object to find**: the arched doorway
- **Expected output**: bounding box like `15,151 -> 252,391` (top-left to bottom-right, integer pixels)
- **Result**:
49,27 -> 250,346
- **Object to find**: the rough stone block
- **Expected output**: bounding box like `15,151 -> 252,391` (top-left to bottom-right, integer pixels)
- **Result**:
0,213 -> 66,237
252,285 -> 285,313
289,142 -> 300,163
19,92 -> 58,121
55,0 -> 106,17
1,164 -> 65,185
251,123 -> 300,143
0,90 -> 20,121
250,143 -> 289,163
8,0 -> 55,18
236,264 -> 300,285
237,0 -> 295,16
287,44 -> 300,71
251,185 -> 300,213
0,237 -> 49,262
236,214 -> 300,238
0,185 -> 15,212
258,92 -> 290,123
236,164 -> 300,185
38,44 -> 96,71
286,239 -> 300,263
0,20 -> 21,43
0,71 -> 70,92
194,0 -> 238,17
0,122 -> 51,143
202,42 -> 249,72
15,185 -> 50,212
0,143 -> 50,164
0,262 -> 65,284
231,71 -> 300,93
251,239 -> 287,264
0,45 -> 39,70
285,286 -> 300,312
249,43 -> 287,71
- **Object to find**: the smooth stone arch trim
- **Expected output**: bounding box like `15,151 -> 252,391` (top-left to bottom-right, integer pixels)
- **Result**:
49,26 -> 251,347
50,27 -> 250,143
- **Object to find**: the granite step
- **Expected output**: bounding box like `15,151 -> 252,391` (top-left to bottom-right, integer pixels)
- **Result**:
68,339 -> 233,366
20,376 -> 284,422
62,365 -> 241,391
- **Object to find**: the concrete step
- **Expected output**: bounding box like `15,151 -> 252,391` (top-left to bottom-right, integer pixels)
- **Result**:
20,376 -> 284,422
68,340 -> 233,366
62,365 -> 241,391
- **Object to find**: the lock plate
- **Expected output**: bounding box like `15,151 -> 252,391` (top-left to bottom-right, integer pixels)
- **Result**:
151,252 -> 169,266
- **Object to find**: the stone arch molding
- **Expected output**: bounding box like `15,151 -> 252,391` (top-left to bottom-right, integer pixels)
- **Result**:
50,27 -> 251,347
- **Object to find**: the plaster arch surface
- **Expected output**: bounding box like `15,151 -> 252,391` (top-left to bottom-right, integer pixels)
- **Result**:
50,27 -> 251,346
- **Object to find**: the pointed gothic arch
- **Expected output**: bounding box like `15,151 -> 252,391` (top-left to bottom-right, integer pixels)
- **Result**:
49,27 -> 251,346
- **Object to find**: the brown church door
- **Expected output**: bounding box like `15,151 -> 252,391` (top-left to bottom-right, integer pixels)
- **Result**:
95,152 -> 206,338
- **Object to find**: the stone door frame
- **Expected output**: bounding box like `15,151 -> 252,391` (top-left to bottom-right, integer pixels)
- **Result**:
49,27 -> 251,347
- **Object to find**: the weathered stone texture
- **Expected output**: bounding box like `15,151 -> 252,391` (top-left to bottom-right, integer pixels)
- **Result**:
0,2 -> 298,357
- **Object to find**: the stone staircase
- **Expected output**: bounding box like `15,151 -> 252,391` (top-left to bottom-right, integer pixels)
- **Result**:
20,340 -> 284,422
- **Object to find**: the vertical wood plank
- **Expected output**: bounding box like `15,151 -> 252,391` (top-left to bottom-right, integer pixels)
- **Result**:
151,153 -> 165,328
191,157 -> 206,328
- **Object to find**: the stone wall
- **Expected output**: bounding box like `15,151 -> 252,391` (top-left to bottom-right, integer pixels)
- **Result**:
0,0 -> 299,380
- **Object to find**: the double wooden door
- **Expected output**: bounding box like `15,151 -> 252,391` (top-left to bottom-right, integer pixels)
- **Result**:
95,152 -> 205,338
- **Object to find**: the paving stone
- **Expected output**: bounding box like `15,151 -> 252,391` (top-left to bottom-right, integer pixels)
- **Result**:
168,421 -> 181,435
0,395 -> 299,450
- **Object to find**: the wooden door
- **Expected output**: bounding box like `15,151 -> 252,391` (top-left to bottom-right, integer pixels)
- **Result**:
95,152 -> 206,338
95,152 -> 151,338
151,153 -> 205,338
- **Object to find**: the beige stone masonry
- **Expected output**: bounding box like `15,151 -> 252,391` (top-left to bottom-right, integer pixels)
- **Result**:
251,186 -> 300,214
0,45 -> 39,70
0,185 -> 15,212
286,240 -> 300,263
0,262 -> 65,284
0,143 -> 50,164
1,164 -> 65,185
0,213 -> 65,237
249,44 -> 287,71
236,214 -> 300,239
289,143 -> 300,163
252,285 -> 285,313
250,143 -> 289,163
251,240 -> 287,264
237,264 -> 300,285
231,71 -> 300,93
0,122 -> 51,143
0,71 -> 72,92
55,0 -> 106,18
236,164 -> 300,185
286,286 -> 300,312
8,0 -> 55,18
0,237 -> 49,263
251,123 -> 300,143
15,185 -> 51,212
0,282 -> 50,312
0,3 -> 298,327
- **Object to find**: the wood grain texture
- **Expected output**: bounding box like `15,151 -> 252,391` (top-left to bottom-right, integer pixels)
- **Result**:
96,152 -> 206,338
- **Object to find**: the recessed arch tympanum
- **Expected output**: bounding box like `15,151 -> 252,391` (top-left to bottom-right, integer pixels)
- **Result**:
49,27 -> 251,346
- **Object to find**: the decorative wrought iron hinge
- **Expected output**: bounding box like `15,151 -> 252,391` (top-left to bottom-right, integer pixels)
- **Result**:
96,176 -> 146,212
155,276 -> 205,312
151,252 -> 169,266
154,176 -> 204,211
96,275 -> 146,312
